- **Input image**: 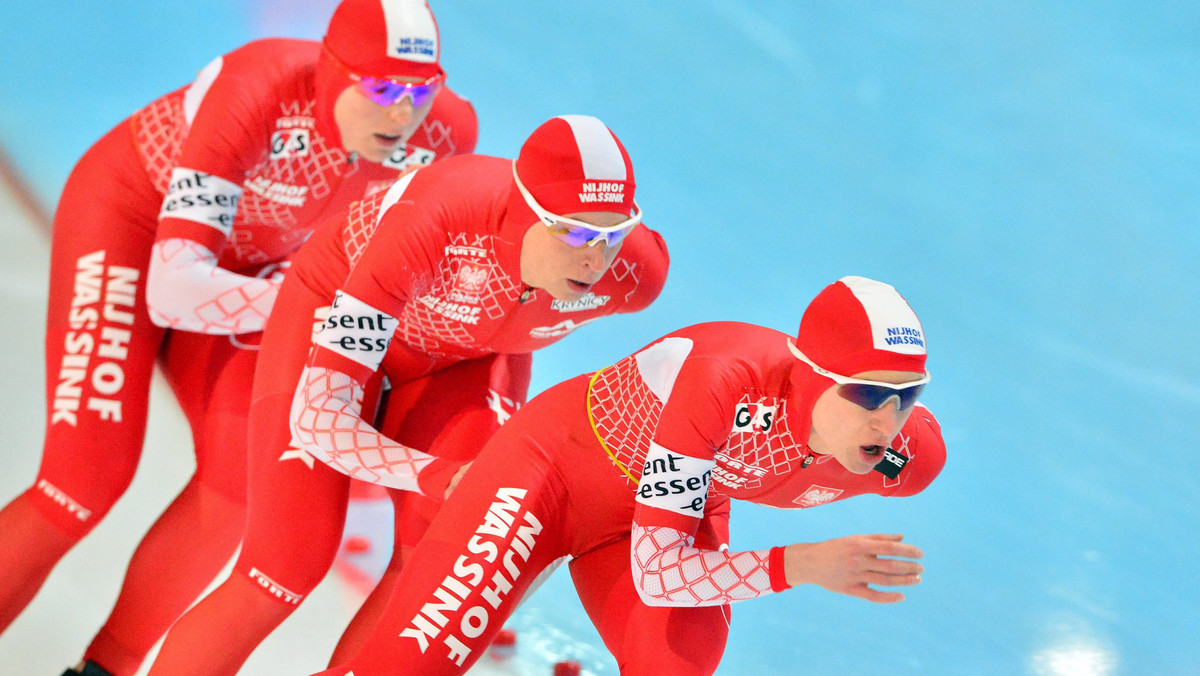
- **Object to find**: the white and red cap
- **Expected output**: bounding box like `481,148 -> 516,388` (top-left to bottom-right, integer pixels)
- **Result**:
325,0 -> 441,79
796,276 -> 927,377
514,115 -> 636,218
315,0 -> 443,148
787,277 -> 928,433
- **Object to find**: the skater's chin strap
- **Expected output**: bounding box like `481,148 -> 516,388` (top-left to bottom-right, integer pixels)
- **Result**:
586,367 -> 637,484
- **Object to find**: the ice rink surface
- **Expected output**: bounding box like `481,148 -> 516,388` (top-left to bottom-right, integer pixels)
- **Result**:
1,1 -> 1197,674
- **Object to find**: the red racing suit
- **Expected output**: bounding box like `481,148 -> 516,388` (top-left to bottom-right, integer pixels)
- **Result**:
310,321 -> 945,676
144,152 -> 670,675
0,37 -> 476,675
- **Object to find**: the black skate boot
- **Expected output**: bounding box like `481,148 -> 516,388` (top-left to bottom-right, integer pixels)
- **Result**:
60,659 -> 114,676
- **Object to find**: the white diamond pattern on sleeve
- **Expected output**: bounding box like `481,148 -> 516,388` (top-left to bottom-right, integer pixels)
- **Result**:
288,365 -> 437,492
146,238 -> 278,334
630,524 -> 774,607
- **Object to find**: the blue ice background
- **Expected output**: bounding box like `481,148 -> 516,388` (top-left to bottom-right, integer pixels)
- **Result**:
1,1 -> 1197,673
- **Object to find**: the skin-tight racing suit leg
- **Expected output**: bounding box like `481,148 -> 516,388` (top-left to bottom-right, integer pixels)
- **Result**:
143,261 -> 371,675
83,327 -> 261,672
329,351 -> 530,664
0,124 -> 163,633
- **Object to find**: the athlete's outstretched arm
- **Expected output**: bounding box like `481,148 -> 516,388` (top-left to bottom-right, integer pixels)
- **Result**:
630,522 -> 783,607
627,443 -> 922,607
632,523 -> 924,608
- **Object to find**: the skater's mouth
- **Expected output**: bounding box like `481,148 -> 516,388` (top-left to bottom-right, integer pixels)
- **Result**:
860,444 -> 885,464
566,278 -> 593,293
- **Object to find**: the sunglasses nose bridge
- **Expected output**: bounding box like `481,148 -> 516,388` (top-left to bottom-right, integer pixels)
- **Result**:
875,394 -> 903,414
387,98 -> 414,119
578,240 -> 611,270
867,396 -> 905,438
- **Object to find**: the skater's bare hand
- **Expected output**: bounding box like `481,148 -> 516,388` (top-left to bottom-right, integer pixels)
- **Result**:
782,534 -> 923,603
